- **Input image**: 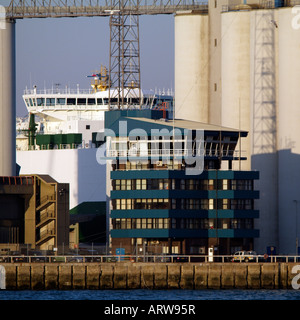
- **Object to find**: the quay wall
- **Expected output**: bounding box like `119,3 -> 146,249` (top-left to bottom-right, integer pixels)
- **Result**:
1,263 -> 299,290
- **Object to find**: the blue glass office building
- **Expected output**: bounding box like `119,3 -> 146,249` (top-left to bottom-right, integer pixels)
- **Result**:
105,110 -> 259,255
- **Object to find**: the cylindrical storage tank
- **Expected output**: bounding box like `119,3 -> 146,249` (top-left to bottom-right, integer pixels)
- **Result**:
175,11 -> 209,123
0,19 -> 16,176
221,10 -> 251,171
249,9 -> 279,255
277,8 -> 300,254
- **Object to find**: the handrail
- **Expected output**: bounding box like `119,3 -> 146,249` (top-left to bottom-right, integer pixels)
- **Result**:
0,254 -> 300,263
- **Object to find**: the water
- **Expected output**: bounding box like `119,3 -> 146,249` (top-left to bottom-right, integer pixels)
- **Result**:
0,289 -> 300,300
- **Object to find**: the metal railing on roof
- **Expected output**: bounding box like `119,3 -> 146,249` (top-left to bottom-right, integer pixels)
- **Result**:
6,0 -> 208,19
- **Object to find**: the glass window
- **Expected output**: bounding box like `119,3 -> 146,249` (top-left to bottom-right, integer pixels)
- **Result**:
29,98 -> 36,106
141,179 -> 147,190
115,180 -> 121,190
121,199 -> 126,210
121,219 -> 126,229
126,180 -> 131,190
116,199 -> 120,210
67,98 -> 76,105
77,98 -> 86,105
158,219 -> 164,229
46,98 -> 55,106
88,98 -> 96,105
136,219 -> 141,229
164,219 -> 169,229
36,98 -> 45,106
57,98 -> 65,105
115,219 -> 121,229
136,179 -> 141,190
97,98 -> 102,105
127,199 -> 132,210
142,219 -> 147,229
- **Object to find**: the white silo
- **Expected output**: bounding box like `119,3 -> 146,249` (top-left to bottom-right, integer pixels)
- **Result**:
0,19 -> 16,176
221,9 -> 251,171
174,11 -> 209,123
277,7 -> 300,254
249,8 -> 279,255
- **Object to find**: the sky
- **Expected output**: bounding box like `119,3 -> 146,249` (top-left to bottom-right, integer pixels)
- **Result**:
14,14 -> 175,117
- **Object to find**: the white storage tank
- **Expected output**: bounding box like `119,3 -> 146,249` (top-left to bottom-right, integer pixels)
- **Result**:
277,8 -> 300,254
0,19 -> 16,176
174,11 -> 209,123
221,10 -> 251,171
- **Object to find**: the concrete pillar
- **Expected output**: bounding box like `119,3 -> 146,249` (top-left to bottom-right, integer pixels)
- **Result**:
86,265 -> 101,289
141,264 -> 154,289
221,264 -> 234,289
31,265 -> 45,290
234,264 -> 248,289
17,265 -> 30,290
194,264 -> 208,289
114,264 -> 128,289
73,265 -> 86,289
45,265 -> 58,290
5,265 -> 16,290
58,265 -> 72,290
261,263 -> 278,289
0,19 -> 16,176
127,264 -> 141,289
180,264 -> 194,289
208,264 -> 221,289
100,264 -> 114,289
167,264 -> 180,289
154,264 -> 167,289
247,264 -> 261,289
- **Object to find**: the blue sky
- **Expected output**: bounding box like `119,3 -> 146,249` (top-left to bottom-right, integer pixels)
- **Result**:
15,14 -> 174,116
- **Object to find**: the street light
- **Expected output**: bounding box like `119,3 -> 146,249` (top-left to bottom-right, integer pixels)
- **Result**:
293,200 -> 299,255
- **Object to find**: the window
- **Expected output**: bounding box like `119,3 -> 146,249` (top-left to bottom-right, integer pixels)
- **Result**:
97,98 -> 103,105
77,98 -> 86,105
57,98 -> 65,105
115,180 -> 121,190
88,98 -> 96,105
86,125 -> 90,130
46,98 -> 55,106
67,98 -> 76,105
121,199 -> 126,210
37,98 -> 45,106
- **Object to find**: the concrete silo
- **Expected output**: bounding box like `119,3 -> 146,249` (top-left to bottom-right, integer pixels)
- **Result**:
277,8 -> 300,254
221,9 -> 251,171
174,11 -> 209,123
0,19 -> 16,176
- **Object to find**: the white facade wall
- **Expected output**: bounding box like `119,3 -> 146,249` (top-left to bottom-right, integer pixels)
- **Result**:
17,147 -> 106,209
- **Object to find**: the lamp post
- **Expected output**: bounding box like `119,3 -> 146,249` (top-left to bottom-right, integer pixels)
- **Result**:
293,200 -> 299,256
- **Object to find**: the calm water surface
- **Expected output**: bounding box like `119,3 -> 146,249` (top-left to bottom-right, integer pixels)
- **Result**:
0,289 -> 300,300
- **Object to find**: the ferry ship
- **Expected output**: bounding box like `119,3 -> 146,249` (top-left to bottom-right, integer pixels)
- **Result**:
16,67 -> 173,211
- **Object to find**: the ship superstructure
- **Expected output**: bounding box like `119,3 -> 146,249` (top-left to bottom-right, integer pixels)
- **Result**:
16,69 -> 173,210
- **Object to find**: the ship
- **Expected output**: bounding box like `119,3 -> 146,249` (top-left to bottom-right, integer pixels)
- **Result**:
16,66 -> 174,211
